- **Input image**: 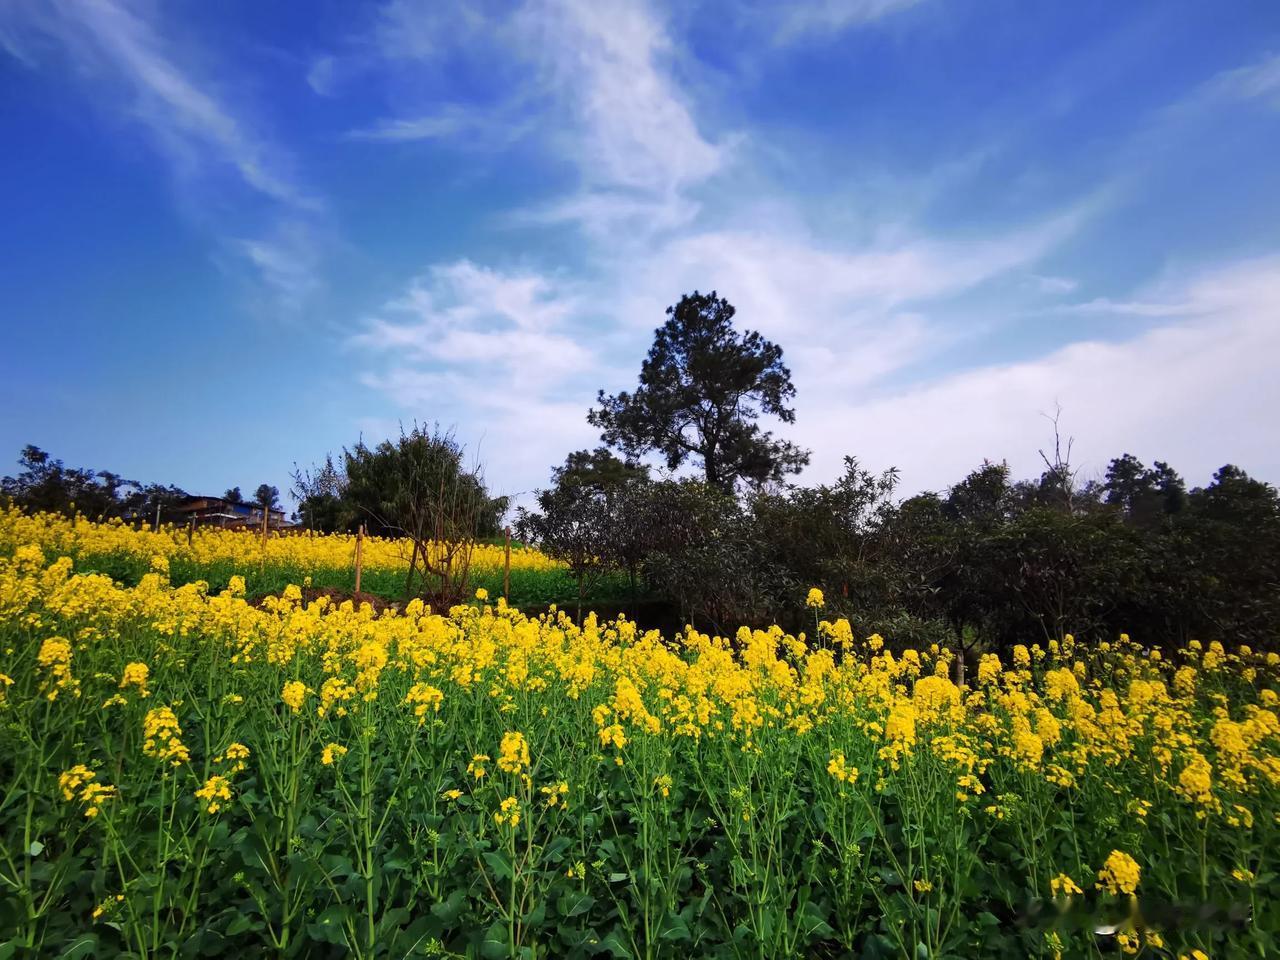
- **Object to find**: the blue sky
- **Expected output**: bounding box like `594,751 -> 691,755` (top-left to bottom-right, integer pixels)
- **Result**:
2,0 -> 1279,507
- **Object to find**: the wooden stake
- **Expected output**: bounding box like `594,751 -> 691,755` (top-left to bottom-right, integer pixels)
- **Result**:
187,520 -> 195,546
354,524 -> 364,597
503,526 -> 512,601
261,503 -> 270,547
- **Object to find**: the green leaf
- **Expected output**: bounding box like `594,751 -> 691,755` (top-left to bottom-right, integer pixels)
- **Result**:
544,835 -> 572,860
593,931 -> 632,958
658,914 -> 691,942
479,919 -> 509,959
482,850 -> 513,882
307,905 -> 350,946
522,900 -> 546,927
430,889 -> 466,925
798,900 -> 835,939
225,913 -> 256,936
57,936 -> 98,960
559,890 -> 595,919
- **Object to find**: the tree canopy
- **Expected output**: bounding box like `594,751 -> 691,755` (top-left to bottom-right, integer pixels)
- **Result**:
588,291 -> 809,490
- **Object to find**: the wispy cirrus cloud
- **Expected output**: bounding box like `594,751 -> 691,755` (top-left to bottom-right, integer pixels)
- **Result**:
345,100 -> 538,150
1188,51 -> 1280,110
765,0 -> 927,42
351,260 -> 608,496
352,260 -> 599,397
1144,50 -> 1280,137
3,0 -> 312,208
230,221 -> 327,316
338,0 -> 727,236
1,0 -> 326,312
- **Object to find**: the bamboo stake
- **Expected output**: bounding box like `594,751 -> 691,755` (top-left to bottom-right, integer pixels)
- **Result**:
355,524 -> 364,597
503,526 -> 512,601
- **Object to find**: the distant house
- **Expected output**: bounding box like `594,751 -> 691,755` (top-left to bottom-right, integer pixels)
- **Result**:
171,495 -> 289,530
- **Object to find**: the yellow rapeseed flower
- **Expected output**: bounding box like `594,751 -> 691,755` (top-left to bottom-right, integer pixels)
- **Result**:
281,680 -> 309,713
321,742 -> 348,765
1050,873 -> 1082,898
1096,850 -> 1141,896
119,661 -> 150,697
194,775 -> 232,814
142,706 -> 190,765
494,795 -> 521,827
498,731 -> 530,774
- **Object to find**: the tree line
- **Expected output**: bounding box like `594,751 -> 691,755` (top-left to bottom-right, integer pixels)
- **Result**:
517,291 -> 1280,654
0,445 -> 281,523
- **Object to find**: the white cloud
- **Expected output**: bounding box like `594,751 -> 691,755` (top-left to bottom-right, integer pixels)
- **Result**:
232,222 -> 325,315
768,0 -> 926,41
515,0 -> 724,195
306,55 -> 337,96
346,111 -> 472,143
1034,274 -> 1078,295
794,255 -> 1280,492
345,101 -> 537,150
1053,297 -> 1207,318
350,0 -> 726,236
3,0 -> 313,208
352,261 -> 608,498
642,205 -> 1088,318
1196,52 -> 1280,110
1157,52 -> 1280,124
352,260 -> 601,399
3,0 -> 328,312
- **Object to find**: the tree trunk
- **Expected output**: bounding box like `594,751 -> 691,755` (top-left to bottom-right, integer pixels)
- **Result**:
405,538 -> 420,597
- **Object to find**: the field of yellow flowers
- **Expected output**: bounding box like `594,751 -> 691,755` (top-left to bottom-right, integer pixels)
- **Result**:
1,519 -> 1278,957
0,507 -> 584,608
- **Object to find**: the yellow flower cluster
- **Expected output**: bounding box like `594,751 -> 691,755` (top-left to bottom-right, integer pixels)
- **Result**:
142,705 -> 190,766
1096,849 -> 1141,896
119,660 -> 150,697
281,680 -> 309,713
216,742 -> 251,774
539,780 -> 569,809
37,637 -> 78,700
405,682 -> 444,723
494,796 -> 521,827
194,775 -> 233,814
498,731 -> 530,775
321,742 -> 348,766
1049,873 -> 1082,898
59,764 -> 116,818
826,750 -> 859,785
